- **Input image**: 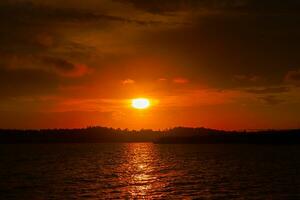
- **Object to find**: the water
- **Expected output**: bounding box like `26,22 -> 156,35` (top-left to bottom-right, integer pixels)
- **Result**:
0,143 -> 300,199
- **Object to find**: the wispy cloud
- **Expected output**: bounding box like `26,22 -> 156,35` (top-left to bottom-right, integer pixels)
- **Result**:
122,79 -> 135,85
173,77 -> 189,84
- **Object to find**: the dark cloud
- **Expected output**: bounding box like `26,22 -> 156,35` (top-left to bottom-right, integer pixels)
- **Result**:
0,68 -> 59,98
115,0 -> 246,13
43,57 -> 75,71
118,0 -> 300,14
245,87 -> 290,94
0,1 -> 101,98
0,0 -> 168,64
41,57 -> 91,77
2,0 -> 299,91
139,2 -> 300,89
285,69 -> 300,86
232,74 -> 261,87
259,95 -> 286,105
0,1 -> 167,27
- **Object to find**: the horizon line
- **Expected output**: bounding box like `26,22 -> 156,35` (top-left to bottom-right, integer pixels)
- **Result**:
0,126 -> 299,132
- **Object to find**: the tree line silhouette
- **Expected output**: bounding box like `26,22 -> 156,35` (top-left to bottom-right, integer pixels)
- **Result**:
0,127 -> 299,144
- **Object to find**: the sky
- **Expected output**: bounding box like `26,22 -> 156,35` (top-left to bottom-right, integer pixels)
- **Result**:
1,0 -> 300,130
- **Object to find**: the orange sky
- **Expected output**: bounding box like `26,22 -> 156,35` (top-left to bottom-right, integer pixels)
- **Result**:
0,0 -> 300,130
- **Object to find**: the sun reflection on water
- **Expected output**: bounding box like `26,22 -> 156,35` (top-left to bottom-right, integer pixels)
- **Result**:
118,143 -> 165,198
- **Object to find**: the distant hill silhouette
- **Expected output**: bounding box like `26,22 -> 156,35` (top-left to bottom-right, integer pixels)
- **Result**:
156,127 -> 300,144
0,126 -> 300,144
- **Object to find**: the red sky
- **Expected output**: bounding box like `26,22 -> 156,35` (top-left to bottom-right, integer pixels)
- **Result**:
0,0 -> 300,130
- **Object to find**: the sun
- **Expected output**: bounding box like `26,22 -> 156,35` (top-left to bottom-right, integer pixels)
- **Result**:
132,98 -> 150,109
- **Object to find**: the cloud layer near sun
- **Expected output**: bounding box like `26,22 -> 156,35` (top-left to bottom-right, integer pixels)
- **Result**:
0,0 -> 300,129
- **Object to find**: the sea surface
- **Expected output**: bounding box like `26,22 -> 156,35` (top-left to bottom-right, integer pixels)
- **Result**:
0,143 -> 300,199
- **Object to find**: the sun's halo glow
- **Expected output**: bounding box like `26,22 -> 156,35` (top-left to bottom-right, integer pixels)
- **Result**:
132,98 -> 150,109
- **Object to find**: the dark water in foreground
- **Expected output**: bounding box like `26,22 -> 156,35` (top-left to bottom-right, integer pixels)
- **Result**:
0,144 -> 300,199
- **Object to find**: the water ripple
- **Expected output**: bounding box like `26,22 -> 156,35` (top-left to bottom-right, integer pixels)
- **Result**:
0,143 -> 300,199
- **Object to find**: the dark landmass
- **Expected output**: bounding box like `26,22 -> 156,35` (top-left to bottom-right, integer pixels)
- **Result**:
156,128 -> 300,144
0,127 -> 159,143
0,127 -> 300,144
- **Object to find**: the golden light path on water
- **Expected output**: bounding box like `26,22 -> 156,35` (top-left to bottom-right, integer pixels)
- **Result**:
116,143 -> 169,198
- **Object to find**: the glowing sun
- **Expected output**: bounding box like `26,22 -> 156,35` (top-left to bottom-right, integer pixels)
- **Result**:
131,98 -> 150,109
